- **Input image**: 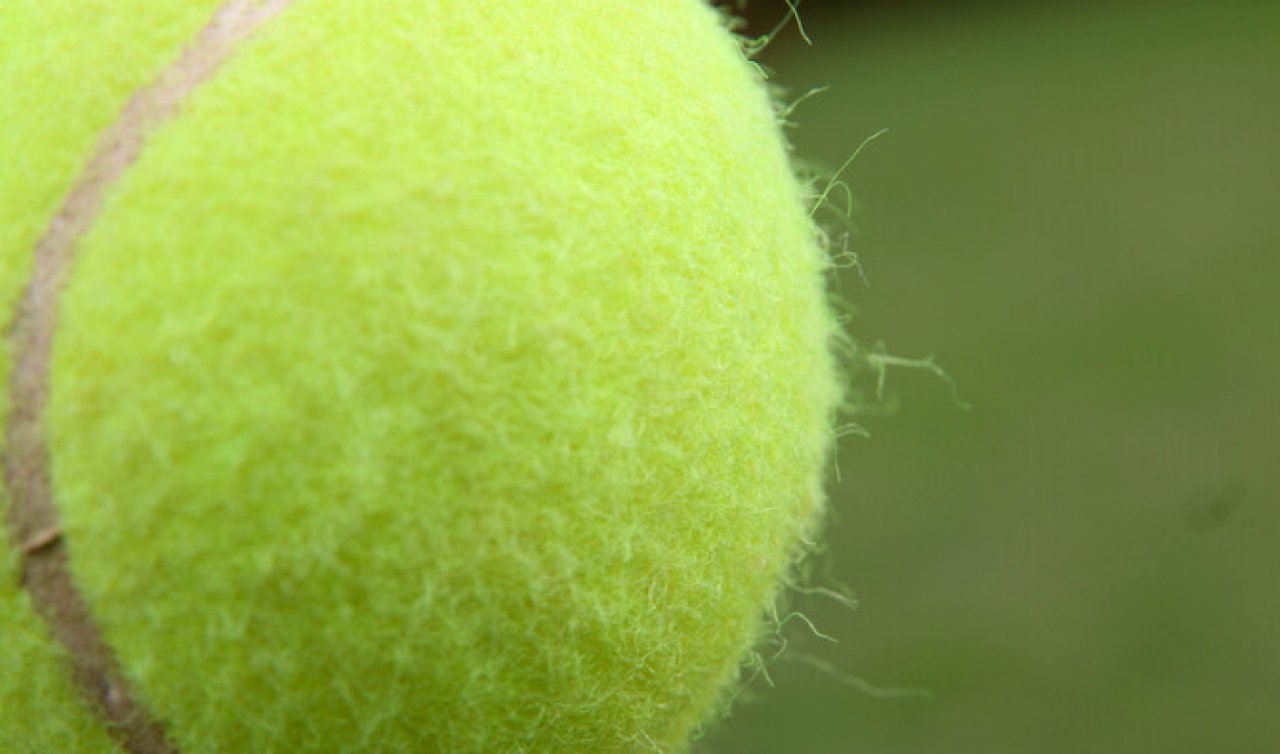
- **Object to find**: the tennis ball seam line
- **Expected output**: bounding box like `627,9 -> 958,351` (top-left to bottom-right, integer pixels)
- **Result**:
2,2 -> 296,751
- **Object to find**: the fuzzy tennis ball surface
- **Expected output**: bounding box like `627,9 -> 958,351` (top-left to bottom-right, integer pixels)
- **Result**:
0,0 -> 840,752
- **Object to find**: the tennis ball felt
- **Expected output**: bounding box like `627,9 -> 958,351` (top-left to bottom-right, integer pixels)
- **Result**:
0,1 -> 840,752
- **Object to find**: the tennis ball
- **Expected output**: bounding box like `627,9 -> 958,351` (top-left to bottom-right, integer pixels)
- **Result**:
0,1 -> 840,752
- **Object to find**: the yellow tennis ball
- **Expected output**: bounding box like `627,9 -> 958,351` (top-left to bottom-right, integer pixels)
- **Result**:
0,1 -> 840,752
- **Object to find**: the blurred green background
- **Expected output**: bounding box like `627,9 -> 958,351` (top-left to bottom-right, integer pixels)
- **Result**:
701,2 -> 1280,752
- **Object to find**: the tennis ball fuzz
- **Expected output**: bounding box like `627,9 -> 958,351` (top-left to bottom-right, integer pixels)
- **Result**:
0,1 -> 840,752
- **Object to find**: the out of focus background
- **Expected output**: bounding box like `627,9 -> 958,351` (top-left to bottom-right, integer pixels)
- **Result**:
701,2 -> 1280,753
